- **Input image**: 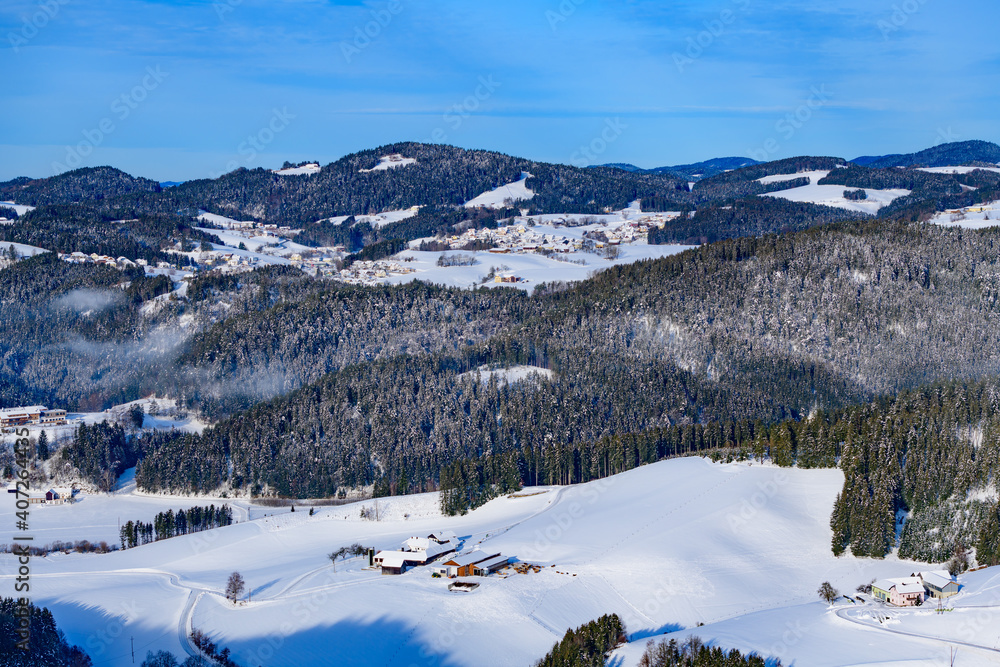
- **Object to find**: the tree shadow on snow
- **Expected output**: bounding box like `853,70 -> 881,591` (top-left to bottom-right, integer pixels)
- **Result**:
627,623 -> 684,642
227,616 -> 464,667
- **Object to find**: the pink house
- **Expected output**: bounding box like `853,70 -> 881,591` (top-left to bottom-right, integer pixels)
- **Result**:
872,577 -> 925,606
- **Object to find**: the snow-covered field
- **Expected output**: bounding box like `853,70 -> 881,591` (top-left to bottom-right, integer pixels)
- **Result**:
760,170 -> 910,215
355,207 -> 419,228
465,172 -> 535,209
4,457 -> 994,666
918,165 -> 1000,176
2,241 -> 49,257
196,212 -> 256,228
0,200 -> 37,216
388,239 -> 690,291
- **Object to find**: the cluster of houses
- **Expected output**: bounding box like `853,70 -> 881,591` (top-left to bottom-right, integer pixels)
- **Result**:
190,250 -> 264,272
871,570 -> 960,606
373,531 -> 512,579
332,260 -> 416,286
436,213 -> 684,257
0,405 -> 67,429
59,252 -> 142,270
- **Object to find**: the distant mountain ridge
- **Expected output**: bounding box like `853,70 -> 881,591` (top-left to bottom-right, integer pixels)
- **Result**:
597,156 -> 760,181
851,140 -> 1000,169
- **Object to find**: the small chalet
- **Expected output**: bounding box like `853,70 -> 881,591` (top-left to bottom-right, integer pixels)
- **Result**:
872,577 -> 926,607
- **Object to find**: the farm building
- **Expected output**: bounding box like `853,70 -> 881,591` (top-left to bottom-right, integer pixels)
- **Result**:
872,577 -> 926,607
473,554 -> 512,576
374,531 -> 459,575
0,406 -> 67,428
914,570 -> 960,599
433,550 -> 506,578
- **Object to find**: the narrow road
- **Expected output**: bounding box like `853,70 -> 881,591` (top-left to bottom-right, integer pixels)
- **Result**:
835,605 -> 1000,655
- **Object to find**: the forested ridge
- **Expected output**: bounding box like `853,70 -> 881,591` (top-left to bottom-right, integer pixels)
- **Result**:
6,143 -> 1000,572
126,220 -> 1000,573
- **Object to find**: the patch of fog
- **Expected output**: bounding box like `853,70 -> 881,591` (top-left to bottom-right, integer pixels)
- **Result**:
50,288 -> 120,315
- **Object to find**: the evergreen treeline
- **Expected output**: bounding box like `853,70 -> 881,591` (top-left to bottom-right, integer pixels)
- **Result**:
438,453 -> 522,515
59,422 -> 140,491
638,636 -> 773,667
534,614 -> 626,667
0,598 -> 91,667
119,504 -> 233,549
648,197 -> 860,245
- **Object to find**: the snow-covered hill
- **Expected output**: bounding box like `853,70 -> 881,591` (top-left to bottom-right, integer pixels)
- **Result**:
465,172 -> 535,209
759,171 -> 910,215
7,457 -> 993,666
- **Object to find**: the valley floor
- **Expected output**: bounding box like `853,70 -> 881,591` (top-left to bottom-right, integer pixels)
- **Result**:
2,458 -> 997,666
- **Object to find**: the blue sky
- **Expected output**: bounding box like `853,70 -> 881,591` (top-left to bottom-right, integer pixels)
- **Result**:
1,0 -> 997,181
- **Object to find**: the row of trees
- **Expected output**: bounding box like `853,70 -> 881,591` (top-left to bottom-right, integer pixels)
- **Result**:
119,505 -> 233,549
638,636 -> 774,667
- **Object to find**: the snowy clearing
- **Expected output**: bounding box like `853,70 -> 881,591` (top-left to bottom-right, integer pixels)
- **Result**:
0,200 -> 37,216
387,238 -> 690,291
458,365 -> 555,385
465,172 -> 535,209
355,207 -> 420,228
360,154 -> 417,172
2,457 -> 978,666
918,166 -> 1000,176
761,170 -> 910,216
196,211 -> 257,228
756,169 -> 834,185
272,163 -> 321,176
2,241 -> 49,257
